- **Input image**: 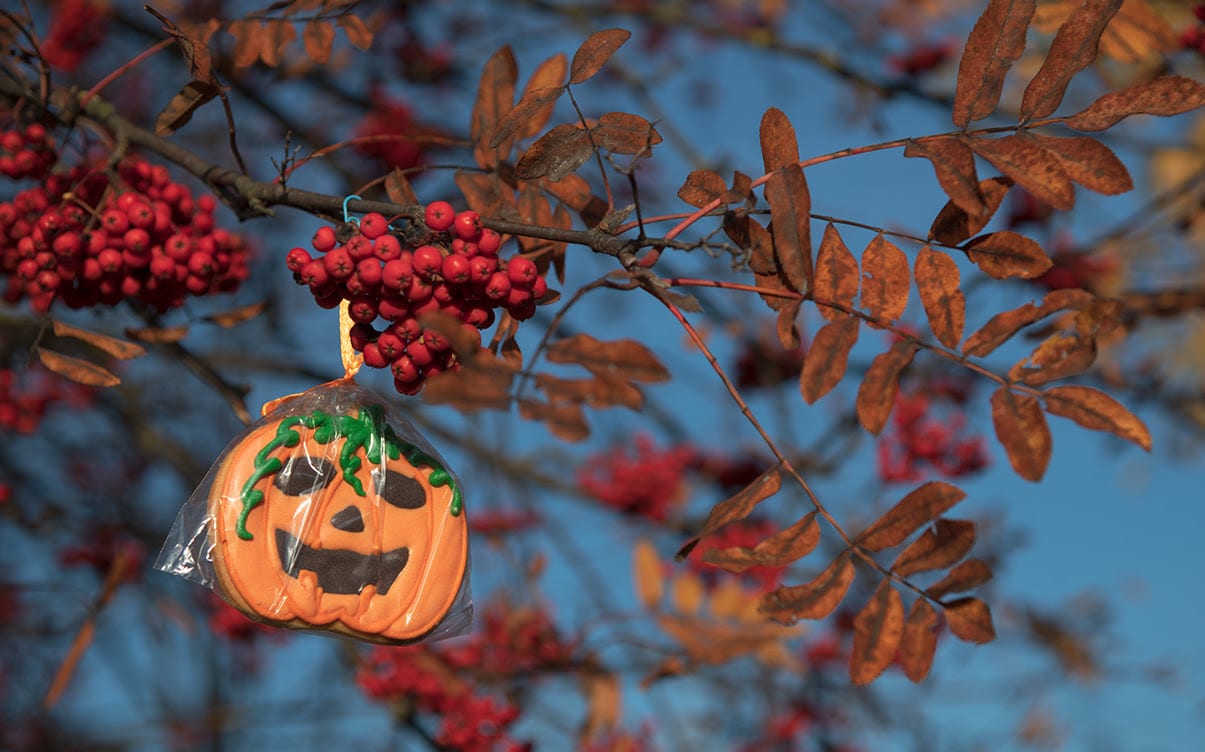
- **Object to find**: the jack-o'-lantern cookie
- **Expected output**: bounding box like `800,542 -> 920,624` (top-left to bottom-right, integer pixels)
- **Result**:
206,398 -> 468,643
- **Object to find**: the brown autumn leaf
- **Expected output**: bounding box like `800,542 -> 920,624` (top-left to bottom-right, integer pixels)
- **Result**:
124,325 -> 189,344
904,137 -> 985,217
962,288 -> 1094,357
776,299 -> 802,350
859,235 -> 910,326
385,168 -> 419,205
800,316 -> 860,404
927,558 -> 994,599
991,387 -> 1053,481
814,224 -> 859,321
205,301 -> 266,327
760,554 -> 856,624
943,597 -> 997,643
856,340 -> 919,436
672,571 -> 706,616
336,14 -> 373,50
678,169 -> 729,208
900,599 -> 940,682
593,112 -> 662,155
930,176 -> 1013,246
966,135 -> 1075,210
301,19 -> 334,65
761,108 -> 812,294
1099,0 -> 1179,63
746,217 -> 796,313
257,19 -> 297,68
423,357 -> 516,411
891,519 -> 977,578
36,349 -> 120,387
1025,133 -> 1133,195
1043,385 -> 1151,450
53,321 -> 145,360
534,373 -> 643,411
633,540 -> 664,609
1066,75 -> 1205,131
155,79 -> 221,136
702,512 -> 820,573
472,46 -> 518,169
857,481 -> 968,552
145,8 -> 216,80
1020,0 -> 1123,120
545,333 -> 670,382
850,581 -> 905,686
455,171 -> 517,221
676,466 -> 783,560
518,398 -> 590,442
515,123 -> 593,181
914,246 -> 966,349
952,0 -> 1037,127
580,670 -> 621,742
228,19 -> 265,69
1010,332 -> 1095,386
491,53 -> 569,148
963,231 -> 1053,280
569,28 -> 630,84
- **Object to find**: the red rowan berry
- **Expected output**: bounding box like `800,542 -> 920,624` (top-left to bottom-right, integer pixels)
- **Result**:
98,249 -> 122,273
463,304 -> 495,328
164,234 -> 193,262
412,244 -> 444,279
395,317 -> 422,341
406,340 -> 433,367
323,247 -> 355,279
126,201 -> 155,229
432,282 -> 455,305
122,249 -> 150,269
381,256 -> 413,291
359,212 -> 389,240
509,299 -> 537,320
453,210 -> 482,241
425,330 -> 450,352
124,228 -> 151,255
507,256 -> 538,286
150,255 -> 176,280
356,258 -> 383,287
312,226 -> 337,252
349,323 -> 377,350
469,255 -> 497,284
378,296 -> 409,321
361,342 -> 388,368
412,296 -> 442,315
407,276 -> 434,303
530,275 -> 548,300
391,355 -> 419,382
286,247 -> 312,273
349,298 -> 378,323
506,287 -> 532,309
377,332 -> 404,359
424,201 -> 455,232
82,258 -> 102,281
345,235 -> 374,261
373,234 -> 402,261
477,228 -> 501,255
188,253 -> 216,278
485,271 -> 511,301
299,259 -> 329,288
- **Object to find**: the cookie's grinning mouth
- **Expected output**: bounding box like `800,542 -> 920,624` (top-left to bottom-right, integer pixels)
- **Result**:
274,529 -> 409,595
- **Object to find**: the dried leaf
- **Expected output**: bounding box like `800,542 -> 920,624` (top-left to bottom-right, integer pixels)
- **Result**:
534,373 -> 643,411
702,512 -> 820,572
455,171 -> 516,221
800,316 -> 859,404
53,321 -> 145,360
859,235 -> 910,326
301,19 -> 334,64
814,224 -> 859,321
423,357 -> 516,411
967,135 -> 1075,211
1065,75 -> 1205,131
1026,133 -> 1133,195
891,519 -> 977,577
746,218 -> 795,312
518,398 -> 590,441
857,481 -> 968,552
856,340 -> 919,435
905,137 -> 985,217
963,288 -> 1094,357
900,599 -> 939,682
991,388 -> 1053,481
580,671 -> 621,741
36,349 -> 119,387
927,559 -> 994,599
145,8 -> 215,80
1010,332 -> 1095,386
258,19 -> 296,67
155,79 -> 221,136
850,581 -> 905,685
516,54 -> 569,141
776,299 -> 802,350
228,19 -> 264,69
384,168 -> 419,206
472,46 -> 518,169
761,109 -> 812,294
930,176 -> 1013,245
336,14 -> 373,50
678,170 -> 729,208
943,597 -> 997,643
1043,385 -> 1151,450
672,572 -> 706,616
915,246 -> 966,349
676,467 -> 782,560
633,540 -> 663,609
1020,0 -> 1123,120
515,123 -> 593,181
963,231 -> 1053,280
952,0 -> 1037,126
594,112 -> 662,155
1091,0 -> 1179,63
124,325 -> 189,344
569,28 -> 630,84
204,301 -> 266,327
760,554 -> 856,624
545,333 -> 670,382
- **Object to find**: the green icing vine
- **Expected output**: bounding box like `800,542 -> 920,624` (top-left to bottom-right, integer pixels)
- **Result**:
235,405 -> 461,540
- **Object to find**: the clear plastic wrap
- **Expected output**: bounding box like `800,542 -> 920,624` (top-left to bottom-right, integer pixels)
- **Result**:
156,380 -> 472,644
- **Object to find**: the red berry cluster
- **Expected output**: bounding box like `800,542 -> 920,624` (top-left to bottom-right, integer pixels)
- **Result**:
438,602 -> 576,676
40,0 -> 111,73
288,202 -> 547,395
353,91 -> 434,172
0,123 -> 56,180
577,434 -> 696,522
687,518 -> 786,593
1006,187 -> 1054,229
468,507 -> 543,538
0,366 -> 92,434
58,526 -> 146,582
888,40 -> 954,76
0,151 -> 251,313
1181,5 -> 1205,56
876,388 -> 989,484
689,449 -> 767,493
358,647 -> 527,752
204,592 -> 280,643
1036,237 -> 1117,293
733,337 -> 806,391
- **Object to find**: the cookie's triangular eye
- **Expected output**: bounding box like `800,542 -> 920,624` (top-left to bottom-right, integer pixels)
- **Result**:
373,467 -> 427,509
274,457 -> 338,496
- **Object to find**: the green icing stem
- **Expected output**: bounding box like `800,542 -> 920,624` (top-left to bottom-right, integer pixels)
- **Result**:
234,405 -> 461,541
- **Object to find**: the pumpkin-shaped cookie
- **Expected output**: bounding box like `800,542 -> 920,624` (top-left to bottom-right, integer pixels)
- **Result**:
207,403 -> 467,642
